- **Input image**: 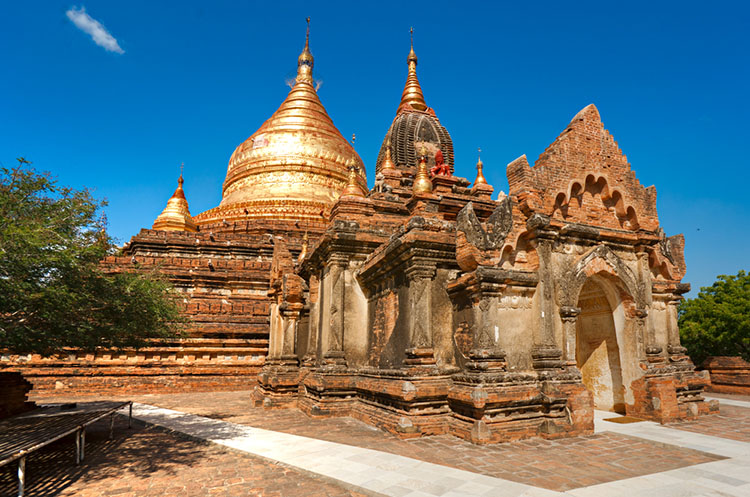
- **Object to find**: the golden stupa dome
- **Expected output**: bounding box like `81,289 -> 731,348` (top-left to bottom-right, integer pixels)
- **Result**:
195,21 -> 366,226
152,173 -> 198,232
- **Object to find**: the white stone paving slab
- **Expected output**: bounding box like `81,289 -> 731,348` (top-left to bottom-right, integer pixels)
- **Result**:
130,402 -> 750,497
593,409 -> 750,458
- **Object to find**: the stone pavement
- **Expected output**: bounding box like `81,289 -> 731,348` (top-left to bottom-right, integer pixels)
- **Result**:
37,391 -> 724,491
11,391 -> 750,496
668,403 -> 750,443
0,414 -> 367,497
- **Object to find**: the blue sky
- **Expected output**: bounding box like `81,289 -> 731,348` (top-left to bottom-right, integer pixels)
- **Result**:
1,1 -> 748,297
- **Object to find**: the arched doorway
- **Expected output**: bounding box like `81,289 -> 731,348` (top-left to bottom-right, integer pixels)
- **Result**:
576,279 -> 626,413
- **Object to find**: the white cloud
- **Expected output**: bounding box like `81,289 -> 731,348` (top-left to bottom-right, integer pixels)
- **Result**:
66,6 -> 124,54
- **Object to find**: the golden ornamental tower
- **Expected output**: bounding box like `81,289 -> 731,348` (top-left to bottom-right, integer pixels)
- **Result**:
194,20 -> 366,227
152,172 -> 198,232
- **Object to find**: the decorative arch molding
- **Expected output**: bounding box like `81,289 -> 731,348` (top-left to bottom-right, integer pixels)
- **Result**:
558,245 -> 645,309
549,174 -> 640,230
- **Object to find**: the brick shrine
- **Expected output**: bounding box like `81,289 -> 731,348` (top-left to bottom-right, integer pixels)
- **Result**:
2,25 -> 717,442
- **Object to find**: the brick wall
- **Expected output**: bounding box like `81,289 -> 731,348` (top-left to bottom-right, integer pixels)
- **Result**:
0,372 -> 36,418
704,356 -> 750,394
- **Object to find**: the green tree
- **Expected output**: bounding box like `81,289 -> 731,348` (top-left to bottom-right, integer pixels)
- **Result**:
679,270 -> 750,365
0,160 -> 185,356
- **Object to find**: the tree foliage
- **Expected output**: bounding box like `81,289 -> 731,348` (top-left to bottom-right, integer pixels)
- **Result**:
679,270 -> 750,365
0,162 -> 185,356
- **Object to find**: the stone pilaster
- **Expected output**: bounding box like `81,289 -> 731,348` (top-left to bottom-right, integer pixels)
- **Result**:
252,300 -> 303,408
404,260 -> 437,367
666,297 -> 689,361
322,255 -> 348,370
638,307 -> 663,361
301,273 -> 320,368
532,239 -> 563,371
559,305 -> 580,367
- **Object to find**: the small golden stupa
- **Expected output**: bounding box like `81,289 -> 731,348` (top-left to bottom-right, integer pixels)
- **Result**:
195,19 -> 366,226
152,172 -> 198,232
474,148 -> 488,186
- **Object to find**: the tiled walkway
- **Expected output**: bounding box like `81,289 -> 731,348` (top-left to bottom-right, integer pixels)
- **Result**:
16,392 -> 750,496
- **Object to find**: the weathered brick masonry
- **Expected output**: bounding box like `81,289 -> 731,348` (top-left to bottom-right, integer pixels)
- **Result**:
253,45 -> 717,443
703,356 -> 750,395
3,227 -> 281,397
3,28 -> 717,441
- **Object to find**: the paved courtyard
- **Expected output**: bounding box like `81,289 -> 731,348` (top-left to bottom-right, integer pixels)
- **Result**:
4,390 -> 750,496
0,413 -> 367,497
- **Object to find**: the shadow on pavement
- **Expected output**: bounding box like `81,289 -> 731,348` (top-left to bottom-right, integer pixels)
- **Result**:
0,414 -> 210,496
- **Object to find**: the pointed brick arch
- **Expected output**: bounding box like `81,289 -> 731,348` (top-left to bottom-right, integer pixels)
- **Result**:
559,245 -> 645,309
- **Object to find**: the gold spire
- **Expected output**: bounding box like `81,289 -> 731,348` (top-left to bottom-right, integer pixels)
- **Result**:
474,148 -> 488,186
342,163 -> 366,197
413,146 -> 433,194
296,17 -> 314,84
153,168 -> 198,232
397,27 -> 427,113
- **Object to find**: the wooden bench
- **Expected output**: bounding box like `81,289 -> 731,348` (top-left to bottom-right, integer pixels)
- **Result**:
0,401 -> 132,497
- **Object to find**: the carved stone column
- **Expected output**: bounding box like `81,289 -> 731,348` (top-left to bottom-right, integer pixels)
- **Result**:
559,305 -> 581,367
404,260 -> 437,367
266,303 -> 283,361
638,307 -> 663,359
465,297 -> 506,371
280,306 -> 300,365
462,269 -> 508,372
302,274 -> 320,368
532,239 -> 563,371
665,297 -> 689,360
253,283 -> 302,408
322,255 -> 347,370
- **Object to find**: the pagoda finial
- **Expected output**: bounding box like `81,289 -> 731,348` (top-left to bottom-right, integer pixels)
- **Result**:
306,17 -> 310,48
398,27 -> 427,113
297,17 -> 314,84
474,148 -> 488,186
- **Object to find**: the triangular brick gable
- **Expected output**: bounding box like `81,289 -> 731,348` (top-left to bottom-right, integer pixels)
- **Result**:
507,104 -> 659,232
